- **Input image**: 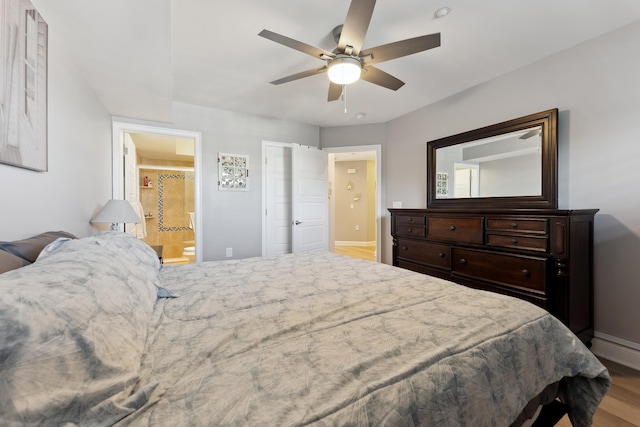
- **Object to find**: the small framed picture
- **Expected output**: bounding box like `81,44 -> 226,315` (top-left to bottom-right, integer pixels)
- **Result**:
218,153 -> 249,191
436,172 -> 448,199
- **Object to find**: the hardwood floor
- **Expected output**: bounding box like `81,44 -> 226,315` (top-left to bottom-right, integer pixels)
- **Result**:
332,245 -> 376,262
556,358 -> 640,426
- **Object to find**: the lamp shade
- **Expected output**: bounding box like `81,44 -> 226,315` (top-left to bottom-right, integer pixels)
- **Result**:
91,199 -> 141,230
327,55 -> 362,85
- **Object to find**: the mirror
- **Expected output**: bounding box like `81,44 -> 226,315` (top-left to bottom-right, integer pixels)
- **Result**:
427,109 -> 558,209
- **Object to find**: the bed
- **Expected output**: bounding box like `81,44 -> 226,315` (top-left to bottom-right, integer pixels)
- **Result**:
0,232 -> 610,426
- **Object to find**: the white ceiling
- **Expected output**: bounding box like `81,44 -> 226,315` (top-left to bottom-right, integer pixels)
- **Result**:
33,0 -> 640,128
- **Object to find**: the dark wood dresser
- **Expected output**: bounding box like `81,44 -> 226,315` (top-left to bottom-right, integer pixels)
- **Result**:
390,208 -> 597,345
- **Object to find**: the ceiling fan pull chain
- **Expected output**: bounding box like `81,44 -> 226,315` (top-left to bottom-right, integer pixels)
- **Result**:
343,84 -> 348,114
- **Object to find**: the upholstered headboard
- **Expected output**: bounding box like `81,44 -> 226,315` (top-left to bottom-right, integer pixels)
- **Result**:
0,231 -> 77,274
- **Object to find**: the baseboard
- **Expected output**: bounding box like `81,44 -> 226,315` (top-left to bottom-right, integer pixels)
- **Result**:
334,241 -> 376,247
591,331 -> 640,371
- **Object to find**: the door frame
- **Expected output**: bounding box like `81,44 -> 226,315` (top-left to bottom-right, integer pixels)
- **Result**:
112,121 -> 203,262
324,145 -> 382,263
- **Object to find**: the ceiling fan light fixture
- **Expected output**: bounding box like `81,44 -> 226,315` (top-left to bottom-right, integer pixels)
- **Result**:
327,55 -> 362,85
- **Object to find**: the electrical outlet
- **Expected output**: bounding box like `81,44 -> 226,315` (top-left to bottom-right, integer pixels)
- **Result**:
355,225 -> 360,231
226,248 -> 232,257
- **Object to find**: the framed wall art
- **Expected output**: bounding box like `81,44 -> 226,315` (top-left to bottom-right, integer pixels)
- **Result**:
0,0 -> 48,171
218,153 -> 249,191
435,172 -> 448,199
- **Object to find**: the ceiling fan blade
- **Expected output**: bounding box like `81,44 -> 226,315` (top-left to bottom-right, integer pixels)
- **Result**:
519,129 -> 541,139
360,65 -> 405,91
270,66 -> 328,85
259,29 -> 335,59
360,33 -> 441,65
338,0 -> 376,55
328,82 -> 343,102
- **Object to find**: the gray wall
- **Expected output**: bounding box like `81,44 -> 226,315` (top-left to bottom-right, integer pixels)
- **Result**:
322,21 -> 640,347
119,101 -> 320,261
480,153 -> 541,197
0,32 -> 112,240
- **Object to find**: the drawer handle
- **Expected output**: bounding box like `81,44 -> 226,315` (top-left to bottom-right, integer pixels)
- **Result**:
402,246 -> 408,250
407,218 -> 413,222
407,228 -> 412,232
459,258 -> 467,265
522,269 -> 530,277
512,239 -> 518,244
449,225 -> 456,231
511,223 -> 518,228
438,252 -> 445,258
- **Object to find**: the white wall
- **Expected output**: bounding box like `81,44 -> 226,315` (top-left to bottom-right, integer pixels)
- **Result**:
0,32 -> 112,240
117,102 -> 320,261
372,21 -> 640,347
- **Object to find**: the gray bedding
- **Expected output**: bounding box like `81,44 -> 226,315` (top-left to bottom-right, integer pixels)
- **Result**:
0,233 -> 610,426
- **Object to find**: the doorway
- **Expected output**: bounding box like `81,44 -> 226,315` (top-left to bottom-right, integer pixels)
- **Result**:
112,121 -> 202,263
454,162 -> 479,198
325,146 -> 381,263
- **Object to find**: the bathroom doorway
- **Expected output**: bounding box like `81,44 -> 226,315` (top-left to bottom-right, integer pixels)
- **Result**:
112,121 -> 202,264
325,145 -> 381,263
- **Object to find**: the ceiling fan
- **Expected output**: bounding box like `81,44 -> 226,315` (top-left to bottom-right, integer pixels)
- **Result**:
258,0 -> 441,102
519,128 -> 541,140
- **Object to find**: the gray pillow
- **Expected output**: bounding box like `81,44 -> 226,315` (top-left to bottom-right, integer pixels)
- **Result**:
0,251 -> 29,274
0,231 -> 77,263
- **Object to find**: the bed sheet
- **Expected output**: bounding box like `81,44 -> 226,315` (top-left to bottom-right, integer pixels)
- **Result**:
121,251 -> 609,427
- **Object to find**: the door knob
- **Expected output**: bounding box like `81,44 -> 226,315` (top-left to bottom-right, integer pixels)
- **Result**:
294,220 -> 303,225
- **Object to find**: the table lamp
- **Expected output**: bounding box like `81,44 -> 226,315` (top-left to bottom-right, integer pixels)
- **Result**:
91,199 -> 141,231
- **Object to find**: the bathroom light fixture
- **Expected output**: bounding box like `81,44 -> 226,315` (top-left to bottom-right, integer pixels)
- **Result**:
434,6 -> 451,19
327,55 -> 362,85
91,199 -> 141,231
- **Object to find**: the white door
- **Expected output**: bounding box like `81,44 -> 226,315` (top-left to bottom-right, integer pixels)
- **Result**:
454,163 -> 480,198
454,168 -> 471,198
292,144 -> 328,252
264,145 -> 292,256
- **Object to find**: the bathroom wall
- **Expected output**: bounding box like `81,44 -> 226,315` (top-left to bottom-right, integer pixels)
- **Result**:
334,160 -> 375,244
138,158 -> 194,262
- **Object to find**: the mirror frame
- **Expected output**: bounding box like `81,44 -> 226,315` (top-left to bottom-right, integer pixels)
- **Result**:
427,108 -> 558,210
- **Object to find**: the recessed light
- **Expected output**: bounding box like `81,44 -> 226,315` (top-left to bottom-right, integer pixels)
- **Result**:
434,6 -> 451,19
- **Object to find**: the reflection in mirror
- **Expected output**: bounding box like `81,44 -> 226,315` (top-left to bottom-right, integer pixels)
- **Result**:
427,108 -> 558,209
435,125 -> 542,199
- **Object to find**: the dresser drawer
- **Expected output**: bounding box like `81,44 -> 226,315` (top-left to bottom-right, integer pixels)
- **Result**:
427,217 -> 483,244
451,248 -> 548,293
396,239 -> 451,269
486,234 -> 548,252
486,218 -> 548,233
396,215 -> 426,225
396,225 -> 426,238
